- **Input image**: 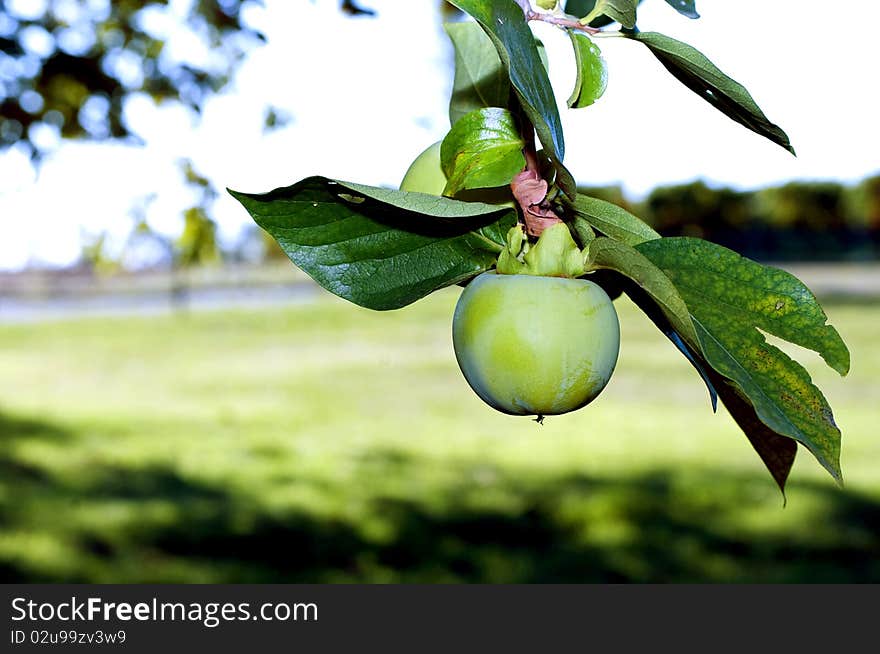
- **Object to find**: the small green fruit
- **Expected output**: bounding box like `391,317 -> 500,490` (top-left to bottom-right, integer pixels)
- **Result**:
400,142 -> 447,195
452,271 -> 620,416
400,141 -> 516,208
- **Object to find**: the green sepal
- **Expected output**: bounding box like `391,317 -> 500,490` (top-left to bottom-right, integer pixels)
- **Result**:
497,223 -> 585,278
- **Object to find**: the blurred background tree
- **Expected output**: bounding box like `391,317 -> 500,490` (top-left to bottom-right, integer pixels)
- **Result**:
577,177 -> 878,263
0,0 -> 264,156
1,1 -> 875,269
176,159 -> 219,267
0,0 -> 463,271
0,0 -> 461,157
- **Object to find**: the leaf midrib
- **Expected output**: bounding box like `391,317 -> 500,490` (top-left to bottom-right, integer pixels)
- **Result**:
278,224 -> 503,264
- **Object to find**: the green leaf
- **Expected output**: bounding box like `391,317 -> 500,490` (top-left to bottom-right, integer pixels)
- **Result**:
570,216 -> 596,247
567,0 -> 644,27
623,279 -> 798,494
445,22 -> 510,127
447,0 -> 577,199
228,177 -> 517,311
535,38 -> 550,73
566,194 -> 661,245
567,32 -> 608,109
666,330 -> 717,411
581,0 -> 638,28
564,0 -> 595,16
662,0 -> 699,19
625,31 -> 795,155
637,237 -> 850,482
712,374 -> 799,496
441,107 -> 526,196
584,237 -> 699,351
583,237 -> 719,417
577,232 -> 804,493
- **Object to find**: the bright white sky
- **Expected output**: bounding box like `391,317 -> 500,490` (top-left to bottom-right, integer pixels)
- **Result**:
1,0 -> 879,270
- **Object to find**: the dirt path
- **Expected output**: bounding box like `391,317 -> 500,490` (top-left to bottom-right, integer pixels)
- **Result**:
1,263 -> 878,324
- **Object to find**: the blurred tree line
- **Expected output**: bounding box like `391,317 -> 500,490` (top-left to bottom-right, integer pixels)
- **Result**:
2,1 -> 876,270
1,0 -> 460,271
580,175 -> 880,262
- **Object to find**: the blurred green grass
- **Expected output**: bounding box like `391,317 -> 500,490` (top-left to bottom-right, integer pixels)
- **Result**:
0,288 -> 877,582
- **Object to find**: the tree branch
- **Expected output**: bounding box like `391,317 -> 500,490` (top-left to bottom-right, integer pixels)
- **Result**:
511,127 -> 563,237
517,1 -> 601,34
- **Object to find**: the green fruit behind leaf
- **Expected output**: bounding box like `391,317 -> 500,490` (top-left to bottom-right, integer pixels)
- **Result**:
400,142 -> 448,195
401,140 -> 517,207
452,271 -> 620,416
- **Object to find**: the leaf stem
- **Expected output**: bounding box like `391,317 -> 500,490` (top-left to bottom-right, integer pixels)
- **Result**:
511,120 -> 563,238
522,128 -> 541,175
517,1 -> 601,34
470,230 -> 506,254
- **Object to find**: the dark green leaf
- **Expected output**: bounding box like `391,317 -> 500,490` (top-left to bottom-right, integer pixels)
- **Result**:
445,22 -> 510,127
625,31 -> 795,155
535,38 -> 550,73
447,0 -> 577,198
441,107 -> 525,196
578,232 -> 801,492
713,374 -> 799,496
625,280 -> 797,494
567,32 -> 608,109
662,0 -> 699,19
666,330 -> 717,411
229,177 -> 516,311
581,0 -> 638,29
565,0 -> 612,28
570,216 -> 597,247
567,194 -> 661,245
564,0 -> 596,16
566,0 -> 644,27
637,237 -> 850,482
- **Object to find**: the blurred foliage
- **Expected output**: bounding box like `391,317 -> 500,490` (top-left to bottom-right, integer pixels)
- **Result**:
0,0 -> 458,158
847,175 -> 880,231
0,0 -> 460,272
79,230 -> 120,275
0,0 -> 267,156
176,159 -> 219,267
580,174 -> 880,262
177,206 -> 219,266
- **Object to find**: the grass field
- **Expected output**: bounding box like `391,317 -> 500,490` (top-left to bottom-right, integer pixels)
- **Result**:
1,288 -> 877,582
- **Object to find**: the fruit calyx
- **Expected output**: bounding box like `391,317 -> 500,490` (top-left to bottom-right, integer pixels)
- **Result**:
496,222 -> 585,278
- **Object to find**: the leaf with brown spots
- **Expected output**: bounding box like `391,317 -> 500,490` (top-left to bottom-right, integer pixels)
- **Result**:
636,237 -> 850,485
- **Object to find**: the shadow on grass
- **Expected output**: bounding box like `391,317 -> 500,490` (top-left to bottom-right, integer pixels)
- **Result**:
1,412 -> 878,583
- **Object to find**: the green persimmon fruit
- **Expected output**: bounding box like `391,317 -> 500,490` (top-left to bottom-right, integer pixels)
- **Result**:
400,142 -> 446,195
399,141 -> 515,207
452,271 -> 620,416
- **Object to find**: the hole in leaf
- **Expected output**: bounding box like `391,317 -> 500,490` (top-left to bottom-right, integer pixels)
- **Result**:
338,193 -> 366,205
757,327 -> 826,371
